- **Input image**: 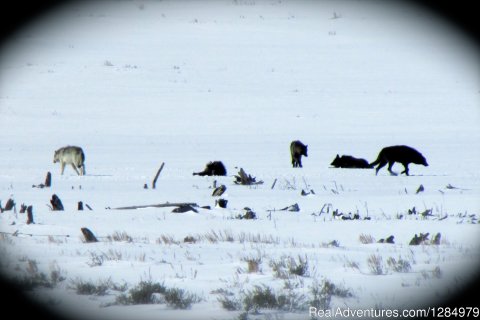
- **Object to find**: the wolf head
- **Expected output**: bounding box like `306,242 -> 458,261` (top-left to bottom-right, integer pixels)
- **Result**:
303,145 -> 308,157
415,153 -> 428,167
330,154 -> 341,167
53,149 -> 61,163
296,143 -> 308,157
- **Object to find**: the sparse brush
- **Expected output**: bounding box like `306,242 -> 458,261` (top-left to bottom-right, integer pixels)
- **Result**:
243,285 -> 279,312
71,278 -> 112,296
87,252 -> 105,267
15,259 -> 65,291
344,259 -> 360,271
202,230 -> 235,243
49,263 -> 66,285
183,235 -> 197,243
118,280 -> 166,305
386,257 -> 412,273
270,255 -> 309,279
108,231 -> 133,243
48,235 -> 64,244
86,250 -> 122,267
157,234 -> 180,245
243,257 -> 261,273
359,233 -> 376,244
217,290 -> 242,311
309,278 -> 352,311
367,254 -> 385,275
431,266 -> 442,279
163,287 -> 201,309
115,280 -> 200,309
238,232 -> 280,245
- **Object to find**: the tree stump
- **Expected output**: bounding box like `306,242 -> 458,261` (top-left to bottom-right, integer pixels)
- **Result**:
409,232 -> 429,245
385,235 -> 395,244
26,206 -> 34,224
81,227 -> 98,243
432,232 -> 441,245
233,168 -> 263,185
4,198 -> 15,211
50,194 -> 64,211
45,172 -> 52,187
212,185 -> 226,197
215,199 -> 228,208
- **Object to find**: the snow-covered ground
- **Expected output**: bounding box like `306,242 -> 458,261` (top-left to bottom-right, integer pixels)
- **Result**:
0,1 -> 478,319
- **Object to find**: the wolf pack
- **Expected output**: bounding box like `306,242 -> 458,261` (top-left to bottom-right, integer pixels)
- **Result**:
53,141 -> 428,177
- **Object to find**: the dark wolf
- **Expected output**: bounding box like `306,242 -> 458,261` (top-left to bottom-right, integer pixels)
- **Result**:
330,154 -> 373,169
193,161 -> 227,176
369,145 -> 428,176
53,146 -> 85,175
290,140 -> 308,168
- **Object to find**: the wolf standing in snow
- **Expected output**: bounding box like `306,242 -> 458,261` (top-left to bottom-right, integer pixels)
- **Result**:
369,145 -> 428,176
53,146 -> 85,176
290,140 -> 308,168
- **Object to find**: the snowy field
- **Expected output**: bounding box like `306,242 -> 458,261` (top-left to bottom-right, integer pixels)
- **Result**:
0,1 -> 479,319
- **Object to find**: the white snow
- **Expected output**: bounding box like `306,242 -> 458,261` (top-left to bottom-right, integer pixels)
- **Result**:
0,1 -> 479,320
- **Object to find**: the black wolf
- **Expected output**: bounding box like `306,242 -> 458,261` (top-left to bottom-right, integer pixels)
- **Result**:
193,161 -> 227,176
369,145 -> 428,176
290,140 -> 308,168
330,154 -> 372,169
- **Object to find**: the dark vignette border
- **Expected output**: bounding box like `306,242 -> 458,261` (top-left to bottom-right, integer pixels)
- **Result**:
0,1 -> 478,319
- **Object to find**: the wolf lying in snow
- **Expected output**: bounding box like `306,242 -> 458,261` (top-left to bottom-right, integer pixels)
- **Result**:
53,146 -> 85,176
193,161 -> 227,176
330,154 -> 372,169
370,145 -> 428,176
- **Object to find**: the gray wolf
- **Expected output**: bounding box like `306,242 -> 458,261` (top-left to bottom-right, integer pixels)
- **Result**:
193,161 -> 227,176
53,146 -> 85,175
290,140 -> 308,168
330,154 -> 372,169
369,145 -> 428,176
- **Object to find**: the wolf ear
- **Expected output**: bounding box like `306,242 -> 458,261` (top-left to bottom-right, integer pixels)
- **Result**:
336,154 -> 340,158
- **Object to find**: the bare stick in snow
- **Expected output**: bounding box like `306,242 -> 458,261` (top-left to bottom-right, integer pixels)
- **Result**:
152,162 -> 165,189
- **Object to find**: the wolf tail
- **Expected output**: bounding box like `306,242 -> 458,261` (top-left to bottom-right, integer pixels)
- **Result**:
79,151 -> 86,175
369,157 -> 381,168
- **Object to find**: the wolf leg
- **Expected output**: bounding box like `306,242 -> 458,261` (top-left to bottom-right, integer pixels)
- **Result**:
292,157 -> 299,168
387,161 -> 398,176
71,163 -> 80,175
401,163 -> 409,176
60,162 -> 66,175
375,161 -> 387,175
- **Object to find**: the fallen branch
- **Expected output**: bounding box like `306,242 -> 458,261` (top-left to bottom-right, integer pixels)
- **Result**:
271,178 -> 277,190
107,202 -> 198,210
